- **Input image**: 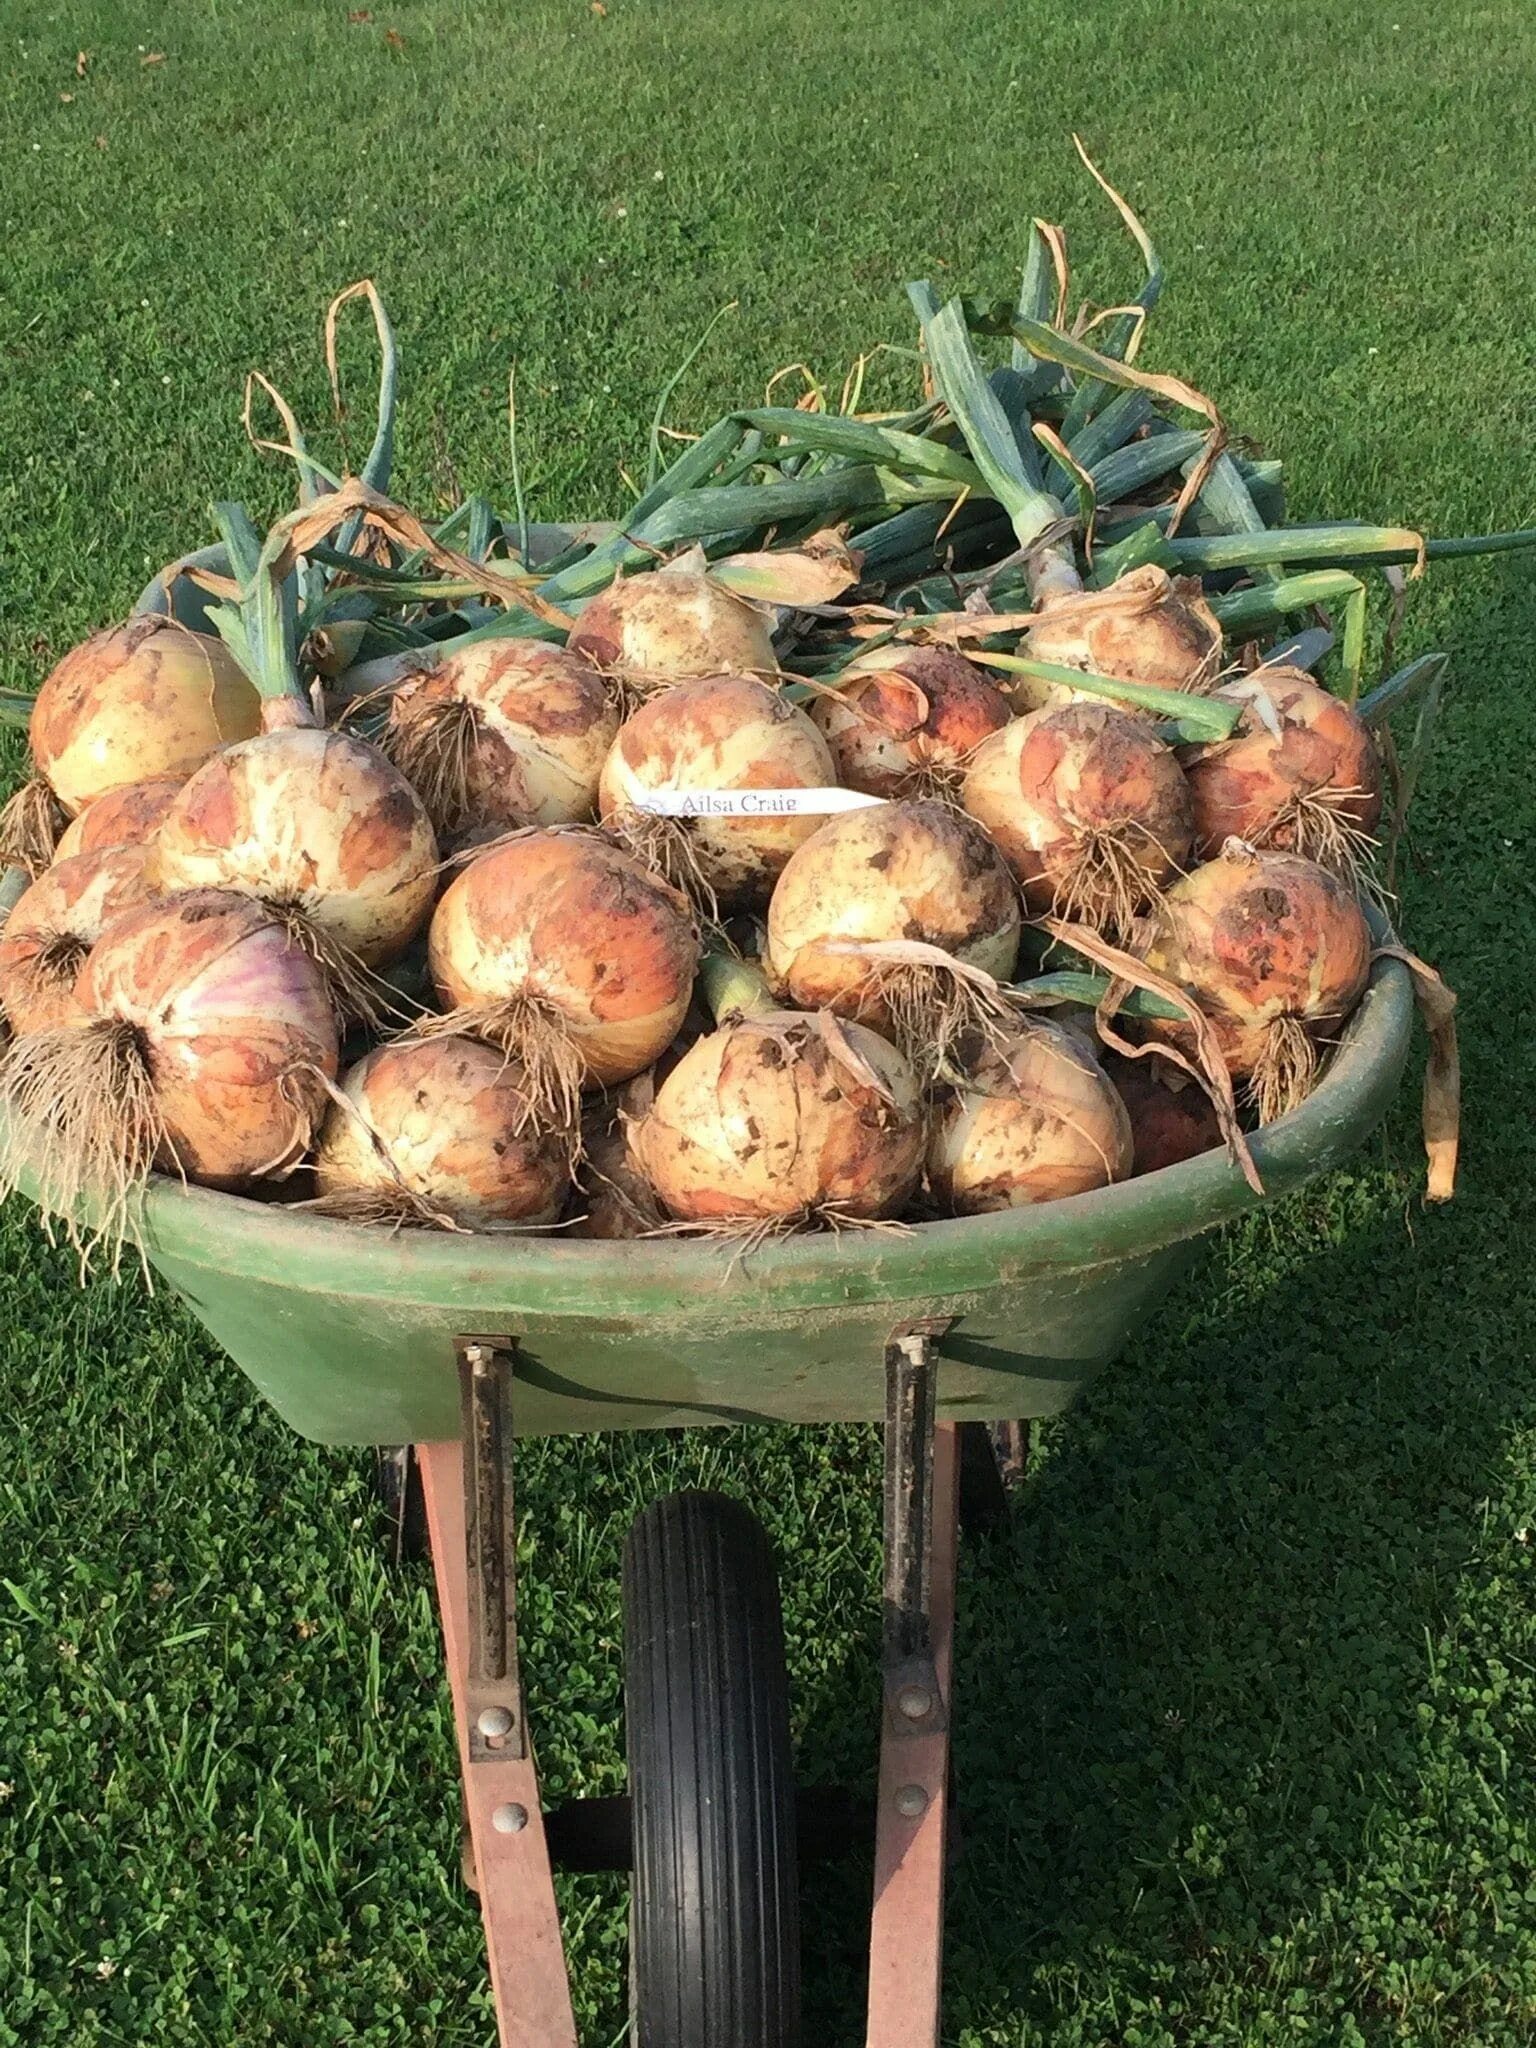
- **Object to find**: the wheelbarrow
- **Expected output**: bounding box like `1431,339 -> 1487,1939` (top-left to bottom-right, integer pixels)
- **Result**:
9,947 -> 1415,2044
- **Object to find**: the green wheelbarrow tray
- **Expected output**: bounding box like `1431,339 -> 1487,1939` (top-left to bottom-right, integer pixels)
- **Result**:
25,950 -> 1413,1446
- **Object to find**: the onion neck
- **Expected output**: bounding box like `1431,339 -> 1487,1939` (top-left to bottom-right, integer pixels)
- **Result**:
699,950 -> 776,1024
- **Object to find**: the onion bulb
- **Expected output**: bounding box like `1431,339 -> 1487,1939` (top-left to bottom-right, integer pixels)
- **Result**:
811,645 -> 1011,798
962,700 -> 1193,935
426,830 -> 699,1123
766,799 -> 1020,1069
53,775 -> 185,862
634,1006 -> 923,1226
567,553 -> 777,687
598,674 -> 836,910
1024,565 -> 1222,697
568,1073 -> 670,1239
1142,845 -> 1371,1122
0,846 -> 157,1036
1,619 -> 260,874
149,728 -> 439,1017
1179,668 -> 1383,876
1103,1050 -> 1223,1176
0,890 -> 337,1255
928,1017 -> 1133,1213
381,639 -> 617,841
312,1037 -> 570,1230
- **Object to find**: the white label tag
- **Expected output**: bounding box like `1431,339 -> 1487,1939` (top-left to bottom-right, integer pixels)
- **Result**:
628,788 -> 887,818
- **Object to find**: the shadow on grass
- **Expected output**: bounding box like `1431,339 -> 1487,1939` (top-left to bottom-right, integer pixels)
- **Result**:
739,1176 -> 1527,2044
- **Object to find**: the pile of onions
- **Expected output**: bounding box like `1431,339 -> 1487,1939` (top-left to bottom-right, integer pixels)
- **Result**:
0,846 -> 157,1035
426,829 -> 699,1126
1103,1050 -> 1224,1176
1024,565 -> 1222,695
632,959 -> 923,1226
1179,668 -> 1383,875
2,618 -> 260,874
149,726 -> 439,1016
928,1017 -> 1133,1214
380,639 -> 617,843
598,674 -> 836,910
0,890 -> 337,1254
810,645 -> 1011,798
962,700 -> 1193,936
312,1037 -> 570,1230
567,553 -> 777,686
1142,844 -> 1371,1122
765,799 -> 1021,1067
54,775 -> 184,861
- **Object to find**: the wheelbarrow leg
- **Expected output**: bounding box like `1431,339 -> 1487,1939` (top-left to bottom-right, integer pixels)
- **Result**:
416,1339 -> 577,2048
866,1328 -> 960,2048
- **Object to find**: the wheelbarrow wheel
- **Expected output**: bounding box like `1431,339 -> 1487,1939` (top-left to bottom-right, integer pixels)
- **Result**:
622,1490 -> 801,2048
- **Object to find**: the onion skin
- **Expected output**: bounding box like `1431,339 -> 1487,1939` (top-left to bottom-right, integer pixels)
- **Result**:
384,640 -> 617,838
1103,1051 -> 1223,1176
54,776 -> 184,862
428,832 -> 699,1087
0,846 -> 157,1035
150,728 -> 439,967
929,1018 -> 1132,1213
1025,566 -> 1222,694
766,799 -> 1020,1018
962,700 -> 1194,924
1142,847 -> 1372,1081
599,674 -> 836,904
634,1010 -> 924,1223
1180,669 -> 1383,858
30,618 -> 261,815
77,891 -> 338,1186
568,565 -> 777,683
314,1038 -> 569,1228
811,646 -> 1011,797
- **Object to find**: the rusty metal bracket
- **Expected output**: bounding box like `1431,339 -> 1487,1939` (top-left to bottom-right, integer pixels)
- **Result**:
456,1337 -> 526,1763
881,1324 -> 952,1740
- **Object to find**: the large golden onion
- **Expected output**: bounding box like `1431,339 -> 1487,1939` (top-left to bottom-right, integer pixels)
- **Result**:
1024,565 -> 1222,696
811,645 -> 1011,798
567,556 -> 777,684
0,845 -> 157,1036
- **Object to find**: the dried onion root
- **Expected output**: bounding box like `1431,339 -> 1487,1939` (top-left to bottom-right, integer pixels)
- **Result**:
962,700 -> 1193,938
1141,844 -> 1372,1122
0,846 -> 158,1035
598,673 -> 837,912
0,890 -> 338,1264
380,639 -> 617,841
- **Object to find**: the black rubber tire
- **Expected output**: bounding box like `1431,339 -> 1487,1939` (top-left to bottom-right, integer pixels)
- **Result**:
622,1490 -> 801,2048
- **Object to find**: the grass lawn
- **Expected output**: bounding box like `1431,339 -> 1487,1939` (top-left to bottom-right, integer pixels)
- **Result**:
3,0 -> 1536,2041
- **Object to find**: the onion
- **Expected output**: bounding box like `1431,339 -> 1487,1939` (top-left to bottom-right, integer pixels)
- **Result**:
811,645 -> 1011,798
1180,668 -> 1383,877
928,1017 -> 1133,1213
149,728 -> 439,1017
962,700 -> 1194,935
1,619 -> 260,874
569,1074 -> 670,1240
633,960 -> 923,1226
381,639 -> 617,841
0,846 -> 157,1036
598,674 -> 836,910
1103,1050 -> 1224,1175
1024,565 -> 1222,697
766,799 -> 1020,1069
0,890 -> 337,1255
567,553 -> 777,686
426,830 -> 699,1122
312,1037 -> 569,1230
53,775 -> 185,862
1142,845 -> 1372,1121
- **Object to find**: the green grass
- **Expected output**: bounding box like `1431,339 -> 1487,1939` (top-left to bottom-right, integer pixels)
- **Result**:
3,1 -> 1536,2041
